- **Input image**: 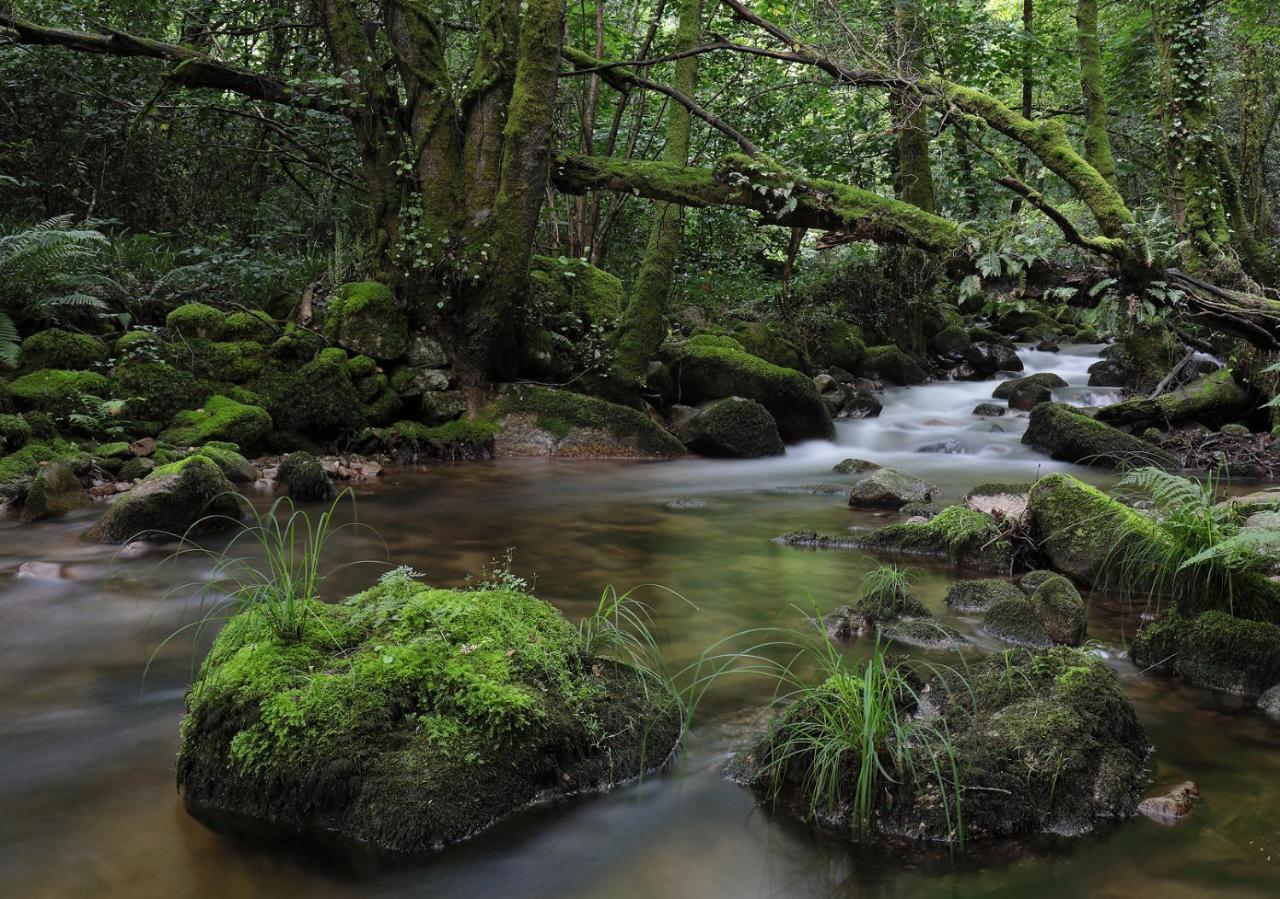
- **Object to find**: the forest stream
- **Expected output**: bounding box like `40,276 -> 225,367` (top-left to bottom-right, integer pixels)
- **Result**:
3,343 -> 1278,898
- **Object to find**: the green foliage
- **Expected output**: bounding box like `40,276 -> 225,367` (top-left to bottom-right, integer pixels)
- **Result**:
0,216 -> 112,328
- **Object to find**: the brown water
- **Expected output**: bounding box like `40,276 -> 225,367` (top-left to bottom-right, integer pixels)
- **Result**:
3,356 -> 1279,897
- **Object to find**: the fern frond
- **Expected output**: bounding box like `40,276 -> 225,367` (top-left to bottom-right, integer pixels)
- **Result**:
1180,529 -> 1280,573
0,311 -> 18,369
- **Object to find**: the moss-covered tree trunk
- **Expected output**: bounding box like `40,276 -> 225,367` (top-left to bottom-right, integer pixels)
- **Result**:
1075,0 -> 1116,186
885,0 -> 936,213
610,0 -> 702,384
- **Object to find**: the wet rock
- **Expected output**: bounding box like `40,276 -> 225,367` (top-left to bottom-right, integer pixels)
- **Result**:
667,404 -> 699,434
1094,370 -> 1250,429
983,598 -> 1053,647
666,497 -> 708,510
1019,569 -> 1059,594
405,333 -> 449,368
1036,340 -> 1060,352
1259,685 -> 1280,721
916,438 -> 967,455
1087,359 -> 1127,387
833,458 -> 879,474
962,342 -> 1024,379
899,501 -> 943,519
861,345 -> 928,386
1027,573 -> 1087,645
881,616 -> 969,651
20,461 -> 89,522
683,397 -> 785,459
944,578 -> 1024,613
972,403 -> 1005,417
814,373 -> 839,394
1137,782 -> 1199,823
1132,610 -> 1280,697
840,389 -> 882,419
277,451 -> 337,502
931,325 -> 971,356
119,541 -> 150,560
118,457 -> 155,481
994,372 -> 1066,411
129,437 -> 156,457
848,467 -> 939,509
17,561 -> 62,579
493,386 -> 685,460
1022,403 -> 1177,469
84,456 -> 241,544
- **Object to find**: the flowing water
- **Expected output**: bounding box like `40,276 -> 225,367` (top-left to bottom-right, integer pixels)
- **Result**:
2,345 -> 1278,898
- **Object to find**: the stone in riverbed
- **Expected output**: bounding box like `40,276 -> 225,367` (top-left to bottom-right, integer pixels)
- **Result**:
20,461 -> 89,522
944,577 -> 1024,613
992,372 -> 1067,412
177,574 -> 680,853
972,402 -> 1006,417
1137,782 -> 1199,823
833,457 -> 879,474
848,467 -> 938,509
276,451 -> 337,502
683,397 -> 784,458
1131,609 -> 1280,697
1022,402 -> 1177,469
84,455 -> 241,543
491,386 -> 685,460
1259,685 -> 1280,721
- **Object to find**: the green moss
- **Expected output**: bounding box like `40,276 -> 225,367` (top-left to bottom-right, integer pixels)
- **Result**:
529,255 -> 624,326
166,303 -> 226,341
492,386 -> 685,458
992,372 -> 1067,400
1094,369 -> 1250,428
729,322 -> 809,371
194,341 -> 267,384
176,572 -> 679,850
270,323 -> 326,363
85,454 -> 240,543
669,341 -> 833,442
394,417 -> 500,444
111,361 -> 212,423
18,329 -> 108,372
364,387 -> 402,426
113,329 -> 169,363
223,310 -> 278,343
807,320 -> 867,372
983,597 -> 1053,647
1027,574 -> 1087,645
1132,609 -> 1280,697
193,443 -> 256,483
20,460 -> 88,522
0,414 -> 32,453
347,354 -> 378,381
0,439 -> 91,493
861,345 -> 928,385
684,397 -> 784,458
118,456 -> 155,481
930,324 -> 970,355
254,347 -> 366,438
7,369 -> 110,418
324,281 -> 407,360
1022,403 -> 1177,469
160,395 -> 273,451
686,333 -> 746,353
944,578 -> 1024,613
95,440 -> 131,459
276,451 -> 335,501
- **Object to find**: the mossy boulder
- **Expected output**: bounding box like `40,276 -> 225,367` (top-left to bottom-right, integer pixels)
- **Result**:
254,347 -> 367,440
324,281 -> 407,360
194,340 -> 267,384
114,329 -> 169,363
734,646 -> 1148,842
847,467 -> 938,509
529,254 -> 624,327
8,369 -> 110,418
1027,573 -> 1087,645
1094,369 -> 1252,429
276,451 -> 336,501
944,578 -> 1025,613
683,398 -> 784,458
270,323 -> 326,363
931,325 -> 971,356
166,303 -> 226,341
491,386 -> 684,459
18,329 -> 107,372
783,506 -> 1013,573
111,361 -> 212,424
807,320 -> 866,372
193,442 -> 256,483
161,395 -> 272,451
0,414 -> 32,453
667,341 -> 833,442
860,345 -> 928,386
222,310 -> 278,343
729,322 -> 809,372
825,587 -> 966,651
0,440 -> 90,495
993,372 -> 1066,411
1132,610 -> 1280,698
84,455 -> 240,543
983,597 -> 1053,647
20,460 -> 89,522
176,573 -> 681,852
1022,403 -> 1177,469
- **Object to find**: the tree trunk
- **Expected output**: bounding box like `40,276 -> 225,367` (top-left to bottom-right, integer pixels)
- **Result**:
1011,0 -> 1033,214
885,0 -> 936,213
1075,0 -> 1116,186
610,0 -> 703,384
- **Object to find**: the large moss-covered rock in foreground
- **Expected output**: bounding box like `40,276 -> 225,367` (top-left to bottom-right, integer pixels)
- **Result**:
1022,402 -> 1176,469
668,341 -> 833,442
324,281 -> 407,360
1132,610 -> 1280,698
492,386 -> 684,459
161,395 -> 272,451
733,646 -> 1148,842
683,397 -> 784,458
84,455 -> 240,542
177,574 -> 681,852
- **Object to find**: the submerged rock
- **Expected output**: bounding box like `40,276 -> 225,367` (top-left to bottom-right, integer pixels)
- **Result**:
84,455 -> 241,543
177,575 -> 680,853
1137,782 -> 1199,824
732,646 -> 1148,843
1131,610 -> 1280,698
848,467 -> 939,509
683,397 -> 784,458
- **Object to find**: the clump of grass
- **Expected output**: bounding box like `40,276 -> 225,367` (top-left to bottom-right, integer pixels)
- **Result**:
1109,467 -> 1280,612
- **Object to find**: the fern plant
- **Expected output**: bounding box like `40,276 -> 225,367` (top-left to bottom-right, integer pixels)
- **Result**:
0,215 -> 112,332
0,311 -> 17,369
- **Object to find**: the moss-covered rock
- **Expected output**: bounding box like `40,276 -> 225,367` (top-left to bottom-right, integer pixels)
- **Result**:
161,395 -> 272,451
992,372 -> 1066,411
84,455 -> 240,543
255,347 -> 366,438
195,340 -> 267,384
324,281 -> 407,360
1094,369 -> 1252,429
18,329 -> 107,372
1027,573 -> 1087,645
0,440 -> 89,495
930,324 -> 971,356
683,398 -> 784,458
20,460 -> 89,522
833,457 -> 879,474
176,573 -> 680,852
111,361 -> 212,424
222,310 -> 278,343
1132,610 -> 1280,698
193,442 -> 256,483
983,597 -> 1053,647
276,451 -> 336,501
270,323 -> 326,363
667,341 -> 833,442
8,369 -> 110,418
729,322 -> 809,372
860,344 -> 928,385
118,456 -> 155,481
166,303 -> 226,341
114,329 -> 169,363
1096,325 -> 1182,394
783,506 -> 1013,573
944,578 -> 1025,613
1022,403 -> 1177,469
0,414 -> 32,453
734,646 -> 1148,842
847,467 -> 938,509
807,320 -> 866,372
529,254 -> 624,327
491,386 -> 684,459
